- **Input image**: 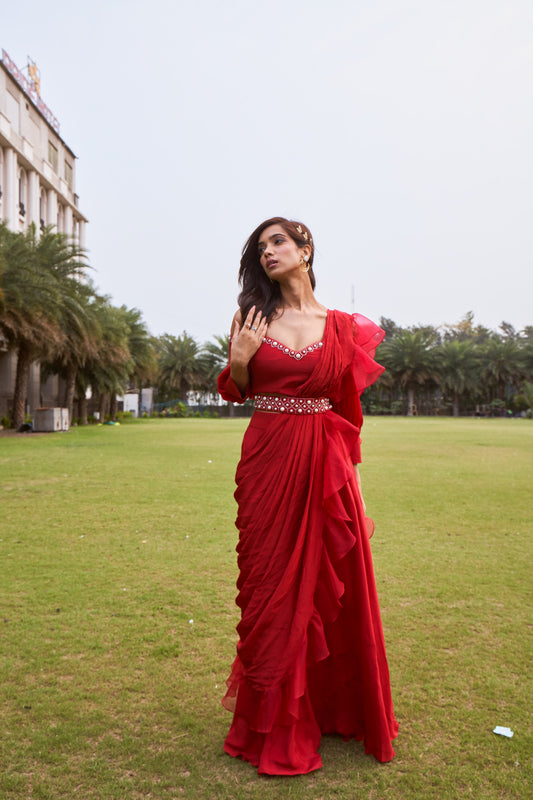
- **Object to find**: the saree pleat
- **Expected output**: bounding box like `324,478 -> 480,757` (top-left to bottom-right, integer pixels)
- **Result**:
218,311 -> 398,774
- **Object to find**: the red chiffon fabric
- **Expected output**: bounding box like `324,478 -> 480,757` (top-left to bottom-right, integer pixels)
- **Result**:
217,311 -> 398,775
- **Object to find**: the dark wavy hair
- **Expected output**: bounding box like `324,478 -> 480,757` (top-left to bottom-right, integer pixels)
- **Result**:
238,217 -> 316,323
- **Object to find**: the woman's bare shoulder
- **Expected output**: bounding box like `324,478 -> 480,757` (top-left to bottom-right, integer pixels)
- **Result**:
229,308 -> 242,336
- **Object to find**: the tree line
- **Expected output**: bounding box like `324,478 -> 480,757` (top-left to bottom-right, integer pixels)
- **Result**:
1,223 -> 531,427
370,314 -> 533,416
0,224 -> 156,429
153,314 -> 533,418
0,223 -> 228,428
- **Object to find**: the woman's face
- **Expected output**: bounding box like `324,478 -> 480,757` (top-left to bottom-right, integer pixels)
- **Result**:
257,225 -> 309,280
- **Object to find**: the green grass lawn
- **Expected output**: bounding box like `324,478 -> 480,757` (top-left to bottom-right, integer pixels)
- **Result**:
0,417 -> 531,799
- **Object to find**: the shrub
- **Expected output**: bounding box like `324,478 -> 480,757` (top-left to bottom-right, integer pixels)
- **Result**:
512,394 -> 529,413
390,400 -> 404,415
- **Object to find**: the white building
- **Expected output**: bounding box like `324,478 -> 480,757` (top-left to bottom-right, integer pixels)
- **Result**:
0,49 -> 88,419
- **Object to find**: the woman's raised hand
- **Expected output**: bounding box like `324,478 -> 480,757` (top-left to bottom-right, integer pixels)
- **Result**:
231,306 -> 268,366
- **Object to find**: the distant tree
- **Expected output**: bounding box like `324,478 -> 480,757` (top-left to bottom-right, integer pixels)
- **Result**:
518,326 -> 533,380
410,324 -> 441,345
0,223 -> 88,428
203,334 -> 229,368
41,279 -> 100,425
480,337 -> 523,403
197,334 -> 230,402
76,297 -> 131,421
438,340 -> 480,416
378,317 -> 402,340
119,306 -> 157,414
521,381 -> 533,413
443,312 -> 491,344
443,311 -> 475,342
380,329 -> 439,415
156,332 -> 203,402
499,321 -> 518,340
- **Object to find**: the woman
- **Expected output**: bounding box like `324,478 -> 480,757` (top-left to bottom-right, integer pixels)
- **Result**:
218,217 -> 398,775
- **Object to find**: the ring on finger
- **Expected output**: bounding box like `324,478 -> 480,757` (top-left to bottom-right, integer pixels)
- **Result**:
251,326 -> 258,331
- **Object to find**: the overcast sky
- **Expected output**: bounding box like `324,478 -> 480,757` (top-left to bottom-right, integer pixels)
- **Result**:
3,0 -> 532,342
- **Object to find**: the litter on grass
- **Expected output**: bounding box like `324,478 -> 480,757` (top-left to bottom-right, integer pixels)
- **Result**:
493,726 -> 514,738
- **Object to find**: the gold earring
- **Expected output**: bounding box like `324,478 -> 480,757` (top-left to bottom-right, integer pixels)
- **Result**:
300,257 -> 310,273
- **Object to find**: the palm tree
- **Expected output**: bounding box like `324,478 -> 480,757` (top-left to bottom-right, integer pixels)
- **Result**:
380,329 -> 439,415
198,334 -> 230,404
518,326 -> 533,381
156,332 -> 203,403
41,278 -> 100,425
0,225 -> 59,427
119,305 -> 156,410
438,340 -> 480,416
0,224 -> 88,428
75,297 -> 131,421
480,337 -> 523,404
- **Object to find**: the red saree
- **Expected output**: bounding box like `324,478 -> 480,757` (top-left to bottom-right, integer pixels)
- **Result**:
217,310 -> 398,775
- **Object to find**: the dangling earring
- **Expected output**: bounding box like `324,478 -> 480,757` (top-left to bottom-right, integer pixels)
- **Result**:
300,257 -> 310,273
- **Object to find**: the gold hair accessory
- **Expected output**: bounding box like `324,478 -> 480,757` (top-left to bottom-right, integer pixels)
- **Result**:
296,224 -> 312,246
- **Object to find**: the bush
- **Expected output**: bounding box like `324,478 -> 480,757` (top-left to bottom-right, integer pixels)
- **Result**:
390,400 -> 404,415
1,415 -> 12,429
372,403 -> 395,415
512,394 -> 529,413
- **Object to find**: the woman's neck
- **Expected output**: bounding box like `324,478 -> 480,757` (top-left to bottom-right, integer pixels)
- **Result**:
277,276 -> 320,313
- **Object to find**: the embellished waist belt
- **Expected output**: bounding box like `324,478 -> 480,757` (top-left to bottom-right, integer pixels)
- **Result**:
254,394 -> 332,414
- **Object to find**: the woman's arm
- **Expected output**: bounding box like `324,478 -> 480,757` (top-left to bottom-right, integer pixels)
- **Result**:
354,464 -> 366,513
354,465 -> 375,538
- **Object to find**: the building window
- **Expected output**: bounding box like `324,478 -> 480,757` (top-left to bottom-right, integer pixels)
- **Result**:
0,148 -> 3,203
48,142 -> 58,172
64,161 -> 73,191
18,168 -> 27,217
57,203 -> 64,233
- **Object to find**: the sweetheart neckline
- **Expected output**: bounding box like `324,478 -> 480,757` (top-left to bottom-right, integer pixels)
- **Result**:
262,337 -> 323,360
263,310 -> 329,356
